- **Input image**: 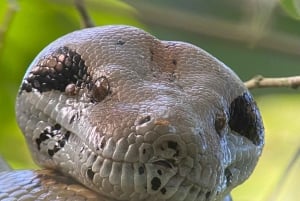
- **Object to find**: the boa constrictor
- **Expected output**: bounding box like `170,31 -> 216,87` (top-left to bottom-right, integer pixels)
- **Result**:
0,25 -> 264,201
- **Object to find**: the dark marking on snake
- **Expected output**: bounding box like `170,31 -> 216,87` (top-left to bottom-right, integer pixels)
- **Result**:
138,166 -> 145,175
224,168 -> 233,187
150,48 -> 154,61
172,59 -> 177,65
167,141 -> 177,150
229,92 -> 264,146
205,191 -> 211,199
100,138 -> 106,149
151,177 -> 161,191
87,167 -> 95,180
116,40 -> 125,45
90,76 -> 110,102
157,169 -> 162,175
160,187 -> 166,194
20,46 -> 90,93
36,124 -> 70,157
167,141 -> 179,157
215,112 -> 226,136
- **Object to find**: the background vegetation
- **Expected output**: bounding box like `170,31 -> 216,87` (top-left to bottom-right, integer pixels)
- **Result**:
0,0 -> 299,200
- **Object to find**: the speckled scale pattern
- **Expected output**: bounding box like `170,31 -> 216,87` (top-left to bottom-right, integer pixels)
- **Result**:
12,25 -> 264,201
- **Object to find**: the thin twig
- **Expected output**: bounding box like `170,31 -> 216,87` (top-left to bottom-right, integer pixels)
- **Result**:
244,75 -> 300,90
74,0 -> 94,28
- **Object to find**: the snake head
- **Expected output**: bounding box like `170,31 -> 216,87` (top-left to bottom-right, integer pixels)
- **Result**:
16,25 -> 264,201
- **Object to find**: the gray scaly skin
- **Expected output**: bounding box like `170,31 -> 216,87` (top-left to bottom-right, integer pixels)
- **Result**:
0,25 -> 264,201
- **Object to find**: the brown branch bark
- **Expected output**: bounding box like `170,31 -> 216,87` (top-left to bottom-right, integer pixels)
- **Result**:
74,0 -> 94,28
244,75 -> 300,90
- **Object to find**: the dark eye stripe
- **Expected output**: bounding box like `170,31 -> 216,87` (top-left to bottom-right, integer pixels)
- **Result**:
20,46 -> 89,93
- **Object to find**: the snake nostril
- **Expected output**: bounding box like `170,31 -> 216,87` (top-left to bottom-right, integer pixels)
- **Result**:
137,115 -> 151,125
229,92 -> 264,145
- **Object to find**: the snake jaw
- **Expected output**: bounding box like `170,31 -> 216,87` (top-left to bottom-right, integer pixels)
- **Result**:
15,25 -> 265,201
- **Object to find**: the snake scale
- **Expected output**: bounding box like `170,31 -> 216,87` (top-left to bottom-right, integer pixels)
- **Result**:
0,25 -> 264,201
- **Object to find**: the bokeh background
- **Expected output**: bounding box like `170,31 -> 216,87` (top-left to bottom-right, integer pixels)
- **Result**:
0,0 -> 299,201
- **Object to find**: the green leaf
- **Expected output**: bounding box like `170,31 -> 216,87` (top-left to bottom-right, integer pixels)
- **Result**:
280,0 -> 300,20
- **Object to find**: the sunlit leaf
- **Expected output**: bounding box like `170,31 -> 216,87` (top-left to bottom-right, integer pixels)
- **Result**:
280,0 -> 300,20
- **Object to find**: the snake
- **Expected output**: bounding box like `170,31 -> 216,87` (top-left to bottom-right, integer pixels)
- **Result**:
0,25 -> 264,201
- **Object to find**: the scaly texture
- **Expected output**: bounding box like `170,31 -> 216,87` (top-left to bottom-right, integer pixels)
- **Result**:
2,25 -> 264,201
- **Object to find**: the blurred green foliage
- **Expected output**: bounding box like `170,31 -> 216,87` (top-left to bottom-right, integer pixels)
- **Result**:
281,0 -> 300,20
0,0 -> 299,201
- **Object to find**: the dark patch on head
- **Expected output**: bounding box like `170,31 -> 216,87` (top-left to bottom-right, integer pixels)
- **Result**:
89,76 -> 110,102
116,40 -> 125,45
225,168 -> 233,187
157,169 -> 162,175
172,59 -> 177,65
167,141 -> 179,157
151,177 -> 161,191
54,124 -> 61,130
100,138 -> 106,149
160,187 -> 166,194
215,112 -> 227,136
150,48 -> 154,61
20,46 -> 90,93
137,115 -> 151,125
138,166 -> 145,175
229,92 -> 264,146
167,141 -> 177,150
205,191 -> 211,199
47,149 -> 55,157
87,167 -> 95,180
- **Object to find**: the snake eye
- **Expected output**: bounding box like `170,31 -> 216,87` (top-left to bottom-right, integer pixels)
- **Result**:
228,92 -> 264,145
90,76 -> 110,102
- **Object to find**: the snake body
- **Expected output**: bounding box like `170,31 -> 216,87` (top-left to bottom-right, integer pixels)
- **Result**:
0,25 -> 264,201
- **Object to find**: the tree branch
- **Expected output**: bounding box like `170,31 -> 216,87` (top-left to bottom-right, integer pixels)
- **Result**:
244,75 -> 300,90
74,0 -> 94,28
